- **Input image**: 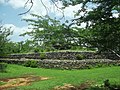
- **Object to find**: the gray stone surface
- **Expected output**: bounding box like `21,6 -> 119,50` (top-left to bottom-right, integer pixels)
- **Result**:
0,59 -> 119,69
0,51 -> 119,60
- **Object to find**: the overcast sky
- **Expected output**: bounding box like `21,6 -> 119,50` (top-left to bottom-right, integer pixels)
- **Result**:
0,0 -> 85,42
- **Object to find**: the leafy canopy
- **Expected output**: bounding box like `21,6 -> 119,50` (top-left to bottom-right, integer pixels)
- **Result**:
22,14 -> 80,50
61,0 -> 120,54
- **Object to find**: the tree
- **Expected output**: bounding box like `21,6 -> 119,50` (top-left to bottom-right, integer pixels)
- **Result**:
21,14 -> 80,51
0,25 -> 13,55
60,0 -> 120,56
21,0 -> 120,55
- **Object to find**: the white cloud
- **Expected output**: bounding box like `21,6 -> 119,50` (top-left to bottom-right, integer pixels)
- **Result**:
60,4 -> 82,18
22,0 -> 53,19
0,0 -> 4,3
4,24 -> 27,34
0,0 -> 27,8
7,0 -> 27,9
21,14 -> 34,20
1,0 -> 83,20
113,13 -> 119,18
4,24 -> 32,42
1,0 -> 86,42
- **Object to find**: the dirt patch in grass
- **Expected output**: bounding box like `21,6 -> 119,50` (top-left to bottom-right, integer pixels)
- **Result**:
54,84 -> 76,90
54,81 -> 93,90
0,75 -> 49,90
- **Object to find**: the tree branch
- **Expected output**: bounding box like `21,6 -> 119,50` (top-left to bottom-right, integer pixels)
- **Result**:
40,0 -> 50,15
51,0 -> 65,20
18,0 -> 33,15
108,48 -> 120,58
18,0 -> 65,19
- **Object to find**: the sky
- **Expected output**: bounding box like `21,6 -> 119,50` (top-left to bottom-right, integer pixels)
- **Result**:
0,0 -> 84,42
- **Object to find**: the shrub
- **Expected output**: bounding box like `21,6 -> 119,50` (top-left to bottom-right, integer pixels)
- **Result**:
40,53 -> 46,60
23,60 -> 38,68
88,79 -> 120,90
23,60 -> 31,67
0,63 -> 7,72
104,79 -> 110,87
76,54 -> 85,60
30,60 -> 38,68
95,64 -> 104,68
86,65 -> 94,69
110,84 -> 120,90
34,48 -> 39,53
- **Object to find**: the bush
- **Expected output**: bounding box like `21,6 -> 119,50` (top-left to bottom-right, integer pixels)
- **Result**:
0,63 -> 7,72
40,53 -> 46,60
88,79 -> 120,90
34,48 -> 39,53
30,60 -> 38,68
76,54 -> 86,60
23,60 -> 31,67
110,84 -> 120,90
23,60 -> 38,68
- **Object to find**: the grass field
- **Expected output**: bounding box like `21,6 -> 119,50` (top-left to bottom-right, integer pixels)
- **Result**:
0,64 -> 120,90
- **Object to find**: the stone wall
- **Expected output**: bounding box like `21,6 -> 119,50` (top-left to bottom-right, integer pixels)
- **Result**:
37,59 -> 120,69
0,51 -> 119,60
46,52 -> 119,60
0,59 -> 120,69
46,52 -> 96,60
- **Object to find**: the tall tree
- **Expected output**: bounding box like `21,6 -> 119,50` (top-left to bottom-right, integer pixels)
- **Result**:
61,0 -> 120,56
21,0 -> 120,55
22,14 -> 79,50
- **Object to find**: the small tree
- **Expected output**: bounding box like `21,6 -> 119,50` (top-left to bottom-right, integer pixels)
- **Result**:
0,25 -> 13,55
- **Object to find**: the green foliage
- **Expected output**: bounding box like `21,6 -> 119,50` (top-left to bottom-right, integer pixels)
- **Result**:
84,63 -> 119,69
34,48 -> 40,53
89,79 -> 120,90
23,60 -> 31,67
30,60 -> 38,68
61,0 -> 120,54
21,14 -> 81,51
11,40 -> 34,54
104,79 -> 110,87
17,40 -> 33,53
110,84 -> 120,90
23,60 -> 38,68
1,40 -> 34,54
0,63 -> 7,72
0,25 -> 13,55
0,25 -> 34,54
40,53 -> 46,60
75,54 -> 86,60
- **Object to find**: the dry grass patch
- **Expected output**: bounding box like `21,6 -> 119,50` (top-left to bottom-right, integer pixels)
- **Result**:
54,81 -> 94,90
0,75 -> 49,90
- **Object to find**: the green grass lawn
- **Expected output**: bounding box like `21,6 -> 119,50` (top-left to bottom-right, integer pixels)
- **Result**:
0,64 -> 120,90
